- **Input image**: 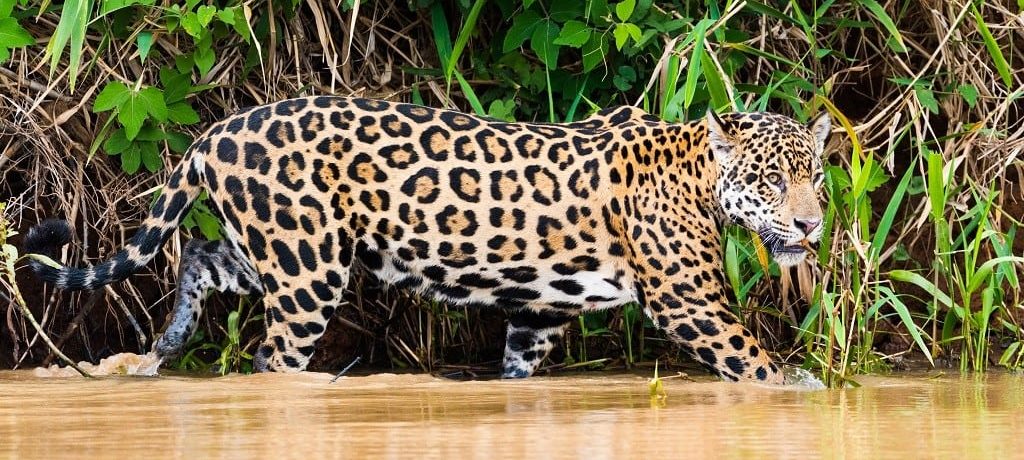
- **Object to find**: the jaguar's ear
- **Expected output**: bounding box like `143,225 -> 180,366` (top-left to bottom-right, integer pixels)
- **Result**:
706,110 -> 737,163
809,111 -> 831,156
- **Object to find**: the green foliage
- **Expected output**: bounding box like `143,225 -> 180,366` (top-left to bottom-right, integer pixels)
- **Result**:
0,0 -> 34,64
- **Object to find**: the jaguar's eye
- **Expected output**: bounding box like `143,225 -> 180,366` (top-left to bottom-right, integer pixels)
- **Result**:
766,172 -> 784,186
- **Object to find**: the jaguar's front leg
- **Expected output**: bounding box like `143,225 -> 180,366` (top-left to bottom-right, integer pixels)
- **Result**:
501,309 -> 573,378
629,226 -> 784,384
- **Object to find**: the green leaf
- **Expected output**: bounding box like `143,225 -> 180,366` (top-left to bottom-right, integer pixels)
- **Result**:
550,0 -> 581,22
168,102 -> 200,124
914,86 -> 939,114
958,84 -> 978,108
196,5 -> 216,27
140,141 -> 162,172
193,34 -> 215,77
217,8 -> 235,25
94,81 -> 130,112
196,212 -> 221,240
0,0 -> 16,18
529,20 -> 560,68
119,94 -> 150,140
103,128 -> 130,154
230,7 -> 251,42
121,144 -> 142,173
136,31 -> 153,63
502,10 -> 541,53
553,20 -> 590,47
180,12 -> 202,38
138,87 -> 168,122
612,23 -> 641,50
0,17 -> 34,47
615,0 -> 635,22
165,130 -> 193,153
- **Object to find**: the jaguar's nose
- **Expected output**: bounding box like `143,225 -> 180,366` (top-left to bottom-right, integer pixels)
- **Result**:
793,218 -> 821,236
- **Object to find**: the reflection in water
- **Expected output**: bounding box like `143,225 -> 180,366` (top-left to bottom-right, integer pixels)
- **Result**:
0,371 -> 1020,458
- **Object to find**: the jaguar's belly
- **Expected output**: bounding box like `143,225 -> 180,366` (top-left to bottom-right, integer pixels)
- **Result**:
367,250 -> 634,312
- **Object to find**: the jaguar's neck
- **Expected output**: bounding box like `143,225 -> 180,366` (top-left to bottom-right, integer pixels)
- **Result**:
608,119 -> 723,224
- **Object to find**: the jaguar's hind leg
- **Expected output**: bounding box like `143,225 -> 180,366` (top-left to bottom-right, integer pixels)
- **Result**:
502,309 -> 573,378
153,239 -> 262,359
252,266 -> 350,372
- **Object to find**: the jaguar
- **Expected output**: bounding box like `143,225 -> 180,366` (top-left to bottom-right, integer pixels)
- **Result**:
25,96 -> 830,383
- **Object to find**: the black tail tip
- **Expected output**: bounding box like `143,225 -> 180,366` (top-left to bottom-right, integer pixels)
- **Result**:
24,219 -> 72,256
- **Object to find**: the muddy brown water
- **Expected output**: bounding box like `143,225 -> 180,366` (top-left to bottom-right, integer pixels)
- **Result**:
0,371 -> 1021,458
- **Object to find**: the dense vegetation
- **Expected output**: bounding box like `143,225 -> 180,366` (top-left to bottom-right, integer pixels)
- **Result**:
0,0 -> 1021,386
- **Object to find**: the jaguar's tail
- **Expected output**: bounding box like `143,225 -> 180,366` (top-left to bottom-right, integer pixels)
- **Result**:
24,151 -> 205,291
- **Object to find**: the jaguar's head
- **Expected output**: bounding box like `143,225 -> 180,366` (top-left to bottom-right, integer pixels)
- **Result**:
707,110 -> 831,267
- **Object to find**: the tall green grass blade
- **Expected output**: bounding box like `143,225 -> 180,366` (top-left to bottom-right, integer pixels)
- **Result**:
970,3 -> 1012,87
699,48 -> 728,110
858,0 -> 907,53
888,269 -> 957,311
430,3 -> 453,79
46,0 -> 91,91
682,18 -> 711,111
878,286 -> 933,364
870,158 -> 915,259
453,71 -> 485,115
445,0 -> 486,83
966,256 -> 1024,293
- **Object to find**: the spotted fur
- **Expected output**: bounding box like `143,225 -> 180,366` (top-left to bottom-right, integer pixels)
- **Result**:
25,97 -> 830,383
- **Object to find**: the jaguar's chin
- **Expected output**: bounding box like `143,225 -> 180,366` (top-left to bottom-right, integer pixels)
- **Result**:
771,250 -> 808,267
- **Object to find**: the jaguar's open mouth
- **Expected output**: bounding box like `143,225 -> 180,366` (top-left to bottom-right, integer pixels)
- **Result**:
759,230 -> 818,255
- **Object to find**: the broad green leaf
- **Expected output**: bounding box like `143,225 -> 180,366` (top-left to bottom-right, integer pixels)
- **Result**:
138,87 -> 168,122
958,84 -> 978,108
196,5 -> 216,27
136,31 -> 153,63
193,35 -> 215,76
121,144 -> 142,173
180,12 -> 202,38
553,20 -> 590,47
168,102 -> 200,124
529,20 -> 560,68
217,8 -> 235,25
119,93 -> 150,140
103,128 -> 130,154
165,131 -> 193,153
615,0 -> 635,22
94,81 -> 130,112
502,10 -> 541,53
612,23 -> 641,50
140,141 -> 162,172
230,7 -> 251,42
550,0 -> 580,22
0,0 -> 16,18
914,86 -> 939,114
0,17 -> 34,47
